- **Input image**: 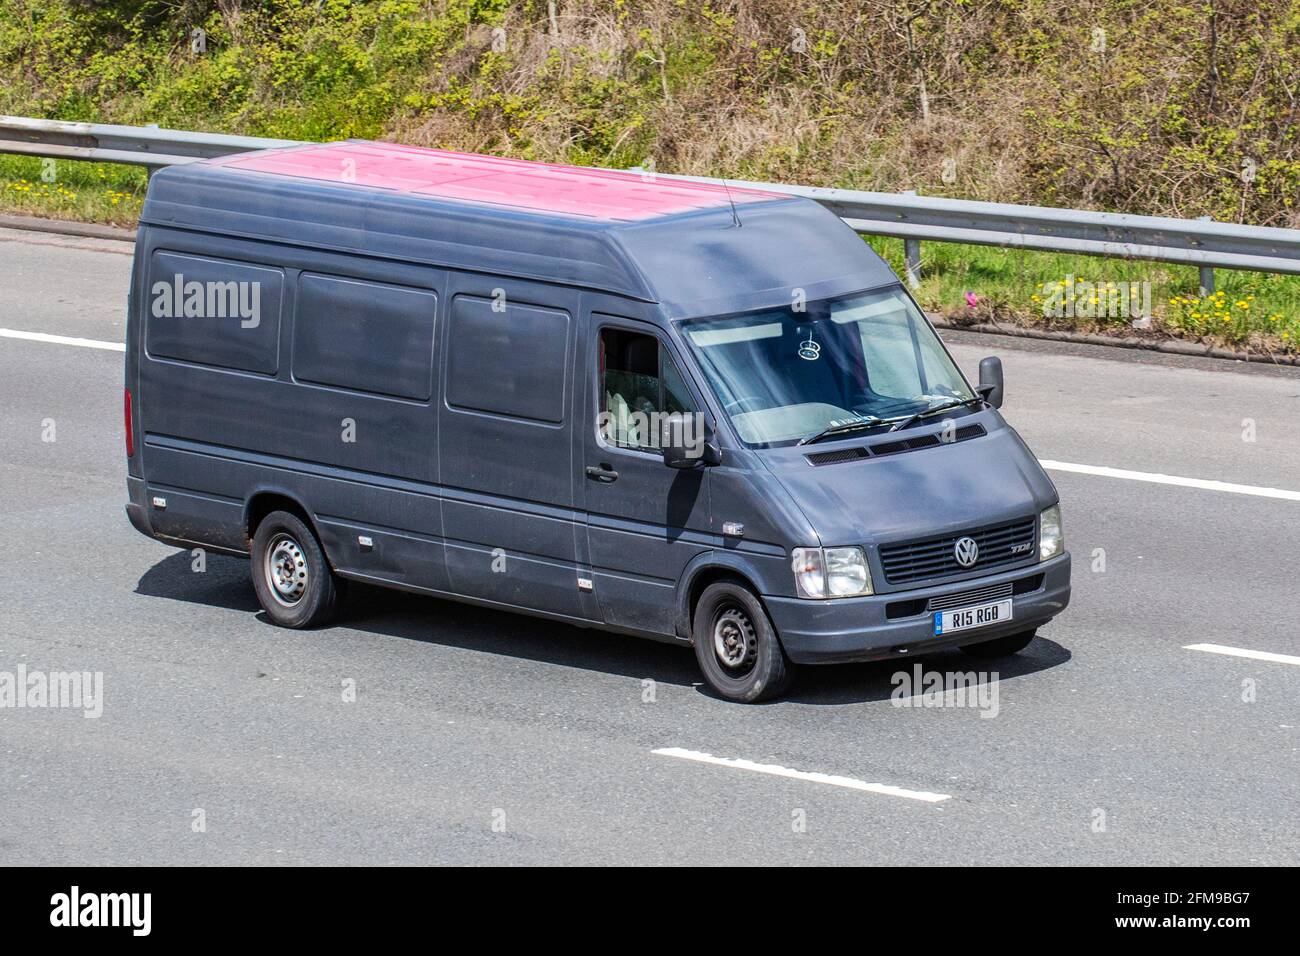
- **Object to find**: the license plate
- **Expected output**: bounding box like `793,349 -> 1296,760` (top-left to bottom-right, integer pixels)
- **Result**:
934,599 -> 1012,635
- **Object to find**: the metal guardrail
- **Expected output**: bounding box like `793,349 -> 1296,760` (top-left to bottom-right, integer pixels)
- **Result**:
4,115 -> 1300,284
0,116 -> 295,168
649,175 -> 1300,283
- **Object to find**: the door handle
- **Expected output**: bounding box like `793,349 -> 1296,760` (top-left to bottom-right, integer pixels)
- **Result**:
585,464 -> 619,482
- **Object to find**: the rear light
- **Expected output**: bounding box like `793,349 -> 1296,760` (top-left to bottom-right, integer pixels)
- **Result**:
124,387 -> 134,457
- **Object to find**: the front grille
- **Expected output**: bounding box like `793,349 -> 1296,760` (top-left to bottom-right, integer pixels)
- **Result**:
879,516 -> 1036,585
927,581 -> 1013,612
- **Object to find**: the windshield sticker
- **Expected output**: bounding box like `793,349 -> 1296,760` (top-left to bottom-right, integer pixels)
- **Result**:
797,327 -> 821,361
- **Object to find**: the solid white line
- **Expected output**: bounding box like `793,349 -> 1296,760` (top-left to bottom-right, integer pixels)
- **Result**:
1039,459 -> 1300,503
0,328 -> 124,352
2,324 -> 1297,505
1184,643 -> 1300,667
651,747 -> 952,803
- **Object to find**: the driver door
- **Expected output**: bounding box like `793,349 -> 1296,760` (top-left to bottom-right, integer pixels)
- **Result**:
582,316 -> 712,636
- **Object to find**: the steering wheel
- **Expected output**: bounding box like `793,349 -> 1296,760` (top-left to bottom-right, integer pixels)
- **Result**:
723,396 -> 767,414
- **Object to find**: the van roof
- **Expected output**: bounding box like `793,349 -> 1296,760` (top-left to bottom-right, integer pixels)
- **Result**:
207,141 -> 782,222
142,142 -> 892,316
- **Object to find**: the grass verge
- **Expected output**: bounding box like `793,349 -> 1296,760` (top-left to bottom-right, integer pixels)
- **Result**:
0,155 -> 145,227
868,238 -> 1300,356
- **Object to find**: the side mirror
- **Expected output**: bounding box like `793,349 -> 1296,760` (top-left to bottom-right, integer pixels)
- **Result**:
977,356 -> 1004,409
661,413 -> 721,469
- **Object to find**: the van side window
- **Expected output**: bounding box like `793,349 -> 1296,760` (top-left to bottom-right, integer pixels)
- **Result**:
446,295 -> 570,423
294,274 -> 437,401
599,328 -> 695,450
145,252 -> 284,375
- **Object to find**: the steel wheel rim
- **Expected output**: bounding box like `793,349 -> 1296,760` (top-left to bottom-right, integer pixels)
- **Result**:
264,533 -> 308,607
712,605 -> 757,675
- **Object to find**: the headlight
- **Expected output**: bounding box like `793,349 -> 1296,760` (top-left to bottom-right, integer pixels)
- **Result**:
1039,504 -> 1064,560
826,547 -> 871,596
791,546 -> 873,598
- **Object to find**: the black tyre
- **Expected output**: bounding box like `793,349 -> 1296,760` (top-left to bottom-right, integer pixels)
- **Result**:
692,581 -> 792,703
959,629 -> 1036,658
250,510 -> 341,628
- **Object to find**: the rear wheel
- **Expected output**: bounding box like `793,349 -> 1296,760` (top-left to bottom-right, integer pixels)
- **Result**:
959,629 -> 1036,658
250,510 -> 341,628
692,581 -> 792,703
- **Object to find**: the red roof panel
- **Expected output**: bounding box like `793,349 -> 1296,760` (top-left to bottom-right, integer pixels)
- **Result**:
209,141 -> 782,221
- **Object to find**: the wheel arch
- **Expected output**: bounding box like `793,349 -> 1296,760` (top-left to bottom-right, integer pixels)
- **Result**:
243,489 -> 316,549
675,552 -> 767,642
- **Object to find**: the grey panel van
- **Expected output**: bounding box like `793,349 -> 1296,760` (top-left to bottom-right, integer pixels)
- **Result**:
124,141 -> 1070,702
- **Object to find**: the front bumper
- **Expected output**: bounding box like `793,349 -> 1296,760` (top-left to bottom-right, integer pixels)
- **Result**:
764,554 -> 1071,664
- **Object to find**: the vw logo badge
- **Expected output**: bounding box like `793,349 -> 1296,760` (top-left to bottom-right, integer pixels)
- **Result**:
953,536 -> 979,568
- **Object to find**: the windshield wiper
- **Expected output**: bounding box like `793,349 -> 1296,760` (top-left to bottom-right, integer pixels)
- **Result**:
798,396 -> 986,445
798,416 -> 904,446
887,396 -> 985,433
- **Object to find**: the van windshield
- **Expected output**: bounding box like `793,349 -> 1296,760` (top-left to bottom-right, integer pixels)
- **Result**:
680,286 -> 974,447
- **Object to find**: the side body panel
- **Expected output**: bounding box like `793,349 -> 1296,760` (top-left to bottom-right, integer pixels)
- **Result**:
133,225 -> 449,592
436,272 -> 595,622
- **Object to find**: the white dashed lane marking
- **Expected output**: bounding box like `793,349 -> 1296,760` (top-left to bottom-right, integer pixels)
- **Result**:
1184,643 -> 1300,668
652,747 -> 952,803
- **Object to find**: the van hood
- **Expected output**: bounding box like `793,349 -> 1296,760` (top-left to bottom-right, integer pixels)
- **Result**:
759,416 -> 1057,547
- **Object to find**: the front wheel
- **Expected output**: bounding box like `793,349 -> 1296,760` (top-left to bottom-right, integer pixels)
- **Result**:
959,629 -> 1036,658
250,510 -> 341,628
692,581 -> 792,703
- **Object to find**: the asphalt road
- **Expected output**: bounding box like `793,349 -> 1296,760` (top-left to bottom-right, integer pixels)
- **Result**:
1,225 -> 1298,865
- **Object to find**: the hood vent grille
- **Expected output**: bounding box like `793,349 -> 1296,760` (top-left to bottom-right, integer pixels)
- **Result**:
803,446 -> 870,465
805,423 -> 985,467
